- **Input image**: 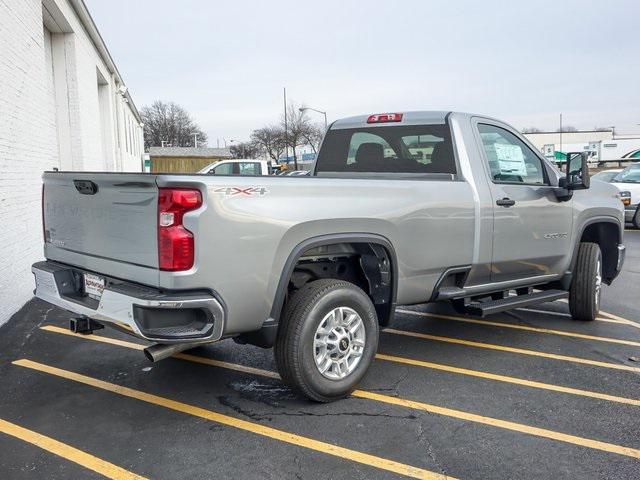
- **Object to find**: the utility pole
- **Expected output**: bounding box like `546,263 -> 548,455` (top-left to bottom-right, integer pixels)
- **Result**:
193,133 -> 198,148
283,87 -> 289,168
559,113 -> 563,155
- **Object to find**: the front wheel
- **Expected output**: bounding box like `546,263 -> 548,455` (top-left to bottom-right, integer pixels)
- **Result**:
274,279 -> 378,402
569,242 -> 602,321
633,207 -> 640,229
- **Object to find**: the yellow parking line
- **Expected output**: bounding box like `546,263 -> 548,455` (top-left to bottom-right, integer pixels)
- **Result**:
37,327 -> 640,458
349,390 -> 640,459
11,359 -> 448,480
374,353 -> 640,407
41,327 -> 282,380
383,328 -> 640,373
514,308 -> 627,325
553,299 -> 640,330
0,418 -> 147,480
599,311 -> 640,331
42,326 -> 640,407
396,309 -> 640,347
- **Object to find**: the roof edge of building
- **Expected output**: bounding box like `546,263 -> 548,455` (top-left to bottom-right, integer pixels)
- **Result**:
523,130 -> 614,135
68,0 -> 141,123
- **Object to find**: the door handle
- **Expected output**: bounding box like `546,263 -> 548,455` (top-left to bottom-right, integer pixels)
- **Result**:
496,197 -> 516,207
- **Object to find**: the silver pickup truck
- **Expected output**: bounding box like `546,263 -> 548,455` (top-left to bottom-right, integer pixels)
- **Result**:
33,111 -> 626,402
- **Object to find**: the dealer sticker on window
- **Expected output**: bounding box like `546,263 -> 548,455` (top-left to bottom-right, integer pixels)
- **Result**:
84,273 -> 105,301
494,143 -> 527,176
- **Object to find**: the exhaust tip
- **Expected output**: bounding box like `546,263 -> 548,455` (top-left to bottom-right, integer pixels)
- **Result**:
143,347 -> 155,363
143,343 -> 195,363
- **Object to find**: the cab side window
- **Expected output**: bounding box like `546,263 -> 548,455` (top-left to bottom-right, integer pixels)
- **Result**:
478,124 -> 547,185
211,163 -> 234,175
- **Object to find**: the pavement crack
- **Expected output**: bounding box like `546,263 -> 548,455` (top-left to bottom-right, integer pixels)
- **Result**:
367,365 -> 412,397
216,394 -> 418,422
217,395 -> 268,421
259,410 -> 418,420
414,412 -> 449,477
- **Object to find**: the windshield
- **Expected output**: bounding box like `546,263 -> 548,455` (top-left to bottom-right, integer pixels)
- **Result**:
592,171 -> 620,183
612,164 -> 640,183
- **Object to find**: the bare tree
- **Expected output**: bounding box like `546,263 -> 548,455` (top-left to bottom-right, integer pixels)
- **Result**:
300,123 -> 325,154
248,102 -> 325,168
140,100 -> 208,150
250,126 -> 286,161
229,141 -> 261,159
556,125 -> 578,132
522,127 -> 543,134
281,102 -> 312,169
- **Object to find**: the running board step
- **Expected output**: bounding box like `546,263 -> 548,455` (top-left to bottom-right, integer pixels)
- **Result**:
464,290 -> 568,317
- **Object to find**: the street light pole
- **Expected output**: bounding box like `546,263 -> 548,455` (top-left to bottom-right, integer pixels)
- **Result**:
284,87 -> 291,168
299,106 -> 328,130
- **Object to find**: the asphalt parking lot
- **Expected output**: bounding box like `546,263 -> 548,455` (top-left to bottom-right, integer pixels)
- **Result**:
0,231 -> 638,480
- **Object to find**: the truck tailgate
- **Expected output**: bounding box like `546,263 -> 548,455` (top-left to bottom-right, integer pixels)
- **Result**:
43,173 -> 159,276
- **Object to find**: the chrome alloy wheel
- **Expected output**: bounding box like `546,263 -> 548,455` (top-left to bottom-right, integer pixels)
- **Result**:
313,307 -> 366,380
595,258 -> 602,308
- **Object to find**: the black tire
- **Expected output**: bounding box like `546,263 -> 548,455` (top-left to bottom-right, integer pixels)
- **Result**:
273,279 -> 378,402
569,242 -> 602,321
633,207 -> 640,229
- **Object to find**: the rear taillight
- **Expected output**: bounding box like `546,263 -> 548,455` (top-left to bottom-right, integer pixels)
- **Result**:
367,113 -> 403,123
157,188 -> 202,271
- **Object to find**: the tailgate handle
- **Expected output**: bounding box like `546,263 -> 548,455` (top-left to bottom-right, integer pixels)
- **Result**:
74,180 -> 99,195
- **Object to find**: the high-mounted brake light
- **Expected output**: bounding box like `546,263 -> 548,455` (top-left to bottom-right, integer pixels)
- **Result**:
367,113 -> 403,124
158,188 -> 202,271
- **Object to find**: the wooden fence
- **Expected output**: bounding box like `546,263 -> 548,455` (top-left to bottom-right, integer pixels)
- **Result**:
150,157 -> 223,173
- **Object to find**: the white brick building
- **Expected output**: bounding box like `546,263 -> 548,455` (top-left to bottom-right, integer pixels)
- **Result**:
0,0 -> 144,325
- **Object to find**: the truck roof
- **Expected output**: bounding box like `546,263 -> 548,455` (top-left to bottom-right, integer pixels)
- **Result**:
330,111 -> 453,130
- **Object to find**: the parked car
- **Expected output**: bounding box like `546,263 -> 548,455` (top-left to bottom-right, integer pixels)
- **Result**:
283,170 -> 311,176
34,111 -> 625,402
610,163 -> 640,227
591,169 -> 622,183
198,159 -> 273,175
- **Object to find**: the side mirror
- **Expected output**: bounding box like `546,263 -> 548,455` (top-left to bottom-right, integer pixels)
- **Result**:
565,152 -> 590,190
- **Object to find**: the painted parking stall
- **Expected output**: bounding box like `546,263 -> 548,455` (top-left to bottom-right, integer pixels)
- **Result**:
0,232 -> 639,479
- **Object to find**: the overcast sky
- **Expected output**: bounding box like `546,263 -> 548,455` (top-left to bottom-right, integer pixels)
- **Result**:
85,0 -> 640,144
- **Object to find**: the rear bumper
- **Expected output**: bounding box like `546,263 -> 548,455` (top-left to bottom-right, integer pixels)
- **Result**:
32,261 -> 225,344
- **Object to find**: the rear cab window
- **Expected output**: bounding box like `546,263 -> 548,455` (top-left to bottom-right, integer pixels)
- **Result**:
238,162 -> 261,175
315,123 -> 457,178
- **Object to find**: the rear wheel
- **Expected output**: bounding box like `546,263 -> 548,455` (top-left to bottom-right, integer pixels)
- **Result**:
274,279 -> 378,402
569,242 -> 602,321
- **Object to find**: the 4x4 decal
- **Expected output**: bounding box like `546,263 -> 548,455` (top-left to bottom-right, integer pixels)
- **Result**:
213,186 -> 269,196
